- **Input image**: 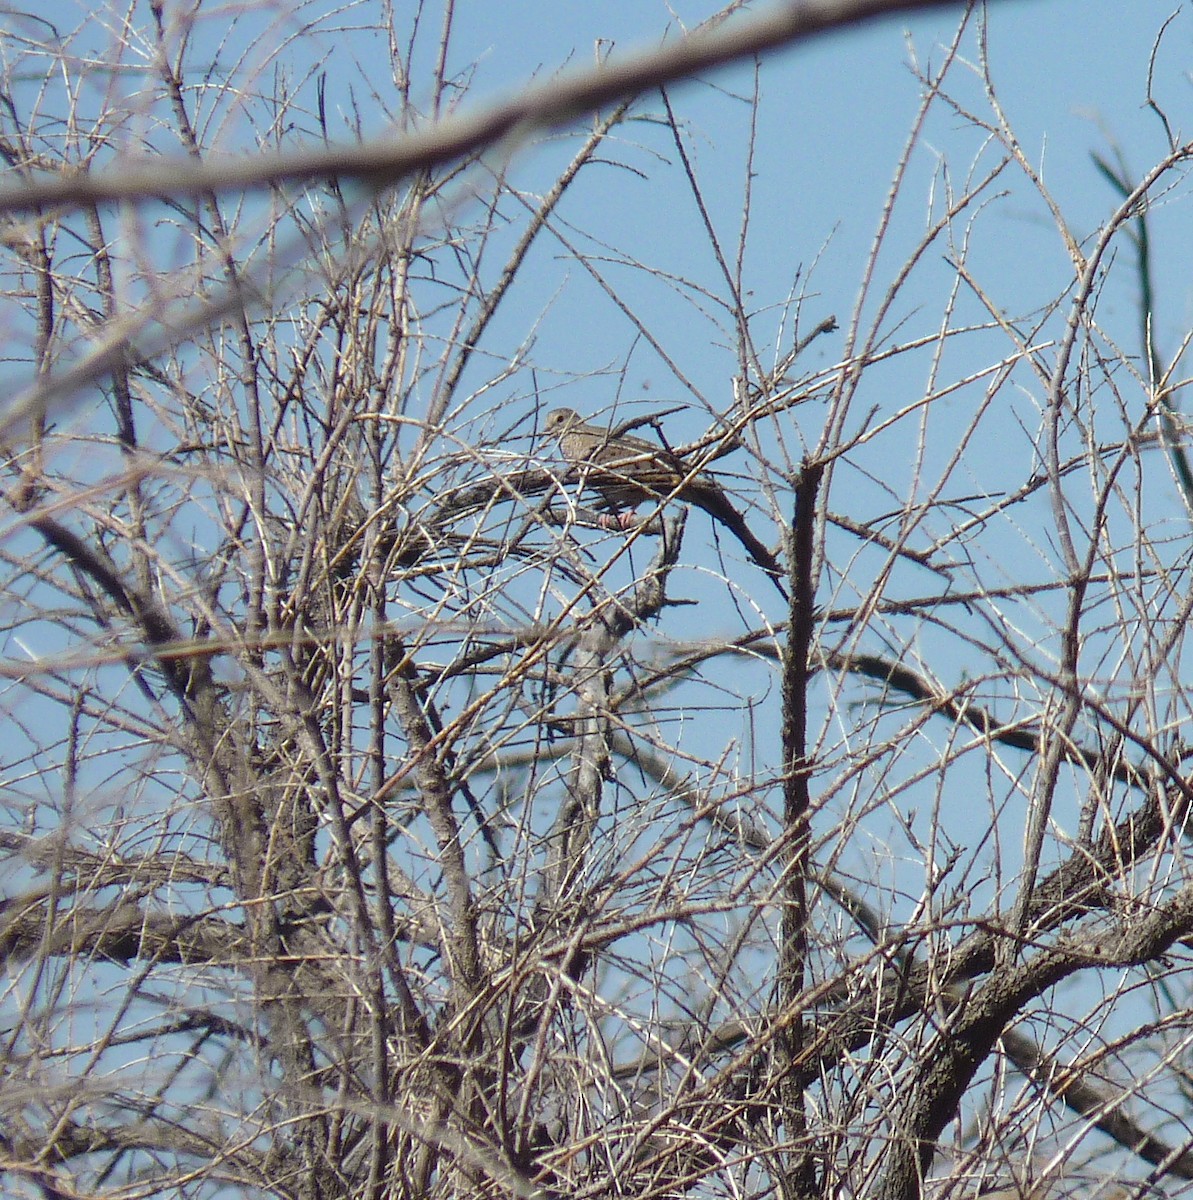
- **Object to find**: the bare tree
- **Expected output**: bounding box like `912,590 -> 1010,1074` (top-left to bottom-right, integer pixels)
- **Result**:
0,3 -> 1192,1200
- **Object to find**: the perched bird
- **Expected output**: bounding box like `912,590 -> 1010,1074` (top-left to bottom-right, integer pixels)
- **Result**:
543,407 -> 788,598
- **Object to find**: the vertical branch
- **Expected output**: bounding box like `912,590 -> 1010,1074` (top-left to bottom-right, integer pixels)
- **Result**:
777,459 -> 823,1195
389,651 -> 483,1004
536,512 -> 686,920
364,392 -> 392,1200
1092,149 -> 1193,513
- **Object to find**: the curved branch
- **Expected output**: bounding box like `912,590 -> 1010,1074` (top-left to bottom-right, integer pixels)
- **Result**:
0,1 -> 1034,214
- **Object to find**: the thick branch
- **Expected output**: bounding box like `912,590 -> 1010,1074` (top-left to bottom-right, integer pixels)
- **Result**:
0,1 -> 1035,214
875,886 -> 1193,1200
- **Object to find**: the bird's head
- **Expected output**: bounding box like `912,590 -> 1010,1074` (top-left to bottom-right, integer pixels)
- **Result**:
544,408 -> 581,439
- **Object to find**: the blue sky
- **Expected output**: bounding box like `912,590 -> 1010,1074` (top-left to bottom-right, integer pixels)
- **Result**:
2,1 -> 1192,1186
11,0 -> 1187,429
6,0 -> 1190,854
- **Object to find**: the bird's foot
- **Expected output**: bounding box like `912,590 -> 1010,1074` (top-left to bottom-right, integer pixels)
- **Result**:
597,510 -> 639,531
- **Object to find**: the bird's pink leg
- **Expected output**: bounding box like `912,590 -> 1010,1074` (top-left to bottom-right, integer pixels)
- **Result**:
597,510 -> 639,531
